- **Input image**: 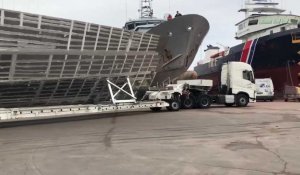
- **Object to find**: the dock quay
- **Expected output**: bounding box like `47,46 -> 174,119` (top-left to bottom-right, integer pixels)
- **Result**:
0,102 -> 300,175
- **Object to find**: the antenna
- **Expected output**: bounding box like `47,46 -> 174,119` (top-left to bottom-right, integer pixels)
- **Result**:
138,0 -> 153,18
125,0 -> 128,21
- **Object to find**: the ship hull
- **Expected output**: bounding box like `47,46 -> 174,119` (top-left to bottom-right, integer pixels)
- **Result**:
194,28 -> 300,96
148,15 -> 209,85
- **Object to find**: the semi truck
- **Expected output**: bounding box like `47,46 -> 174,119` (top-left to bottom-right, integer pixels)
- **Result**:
146,62 -> 257,111
0,62 -> 256,123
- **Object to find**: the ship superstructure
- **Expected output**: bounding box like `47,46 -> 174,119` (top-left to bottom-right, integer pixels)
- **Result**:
236,0 -> 300,42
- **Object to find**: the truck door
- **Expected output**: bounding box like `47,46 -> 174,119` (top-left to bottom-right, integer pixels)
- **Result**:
241,70 -> 256,98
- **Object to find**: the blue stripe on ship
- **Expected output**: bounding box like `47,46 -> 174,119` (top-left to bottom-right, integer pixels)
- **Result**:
247,39 -> 259,65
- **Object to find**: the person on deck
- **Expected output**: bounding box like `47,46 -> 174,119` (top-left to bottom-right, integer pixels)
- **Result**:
167,14 -> 173,21
175,11 -> 182,17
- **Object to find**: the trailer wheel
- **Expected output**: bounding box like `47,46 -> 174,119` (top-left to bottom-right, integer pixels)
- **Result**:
168,101 -> 180,111
236,94 -> 249,107
182,96 -> 195,109
198,95 -> 211,109
150,107 -> 161,112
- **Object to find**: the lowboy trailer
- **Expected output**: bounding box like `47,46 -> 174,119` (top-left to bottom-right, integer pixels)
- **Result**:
0,78 -> 169,123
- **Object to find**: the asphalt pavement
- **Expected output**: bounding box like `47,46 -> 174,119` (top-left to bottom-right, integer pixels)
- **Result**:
0,102 -> 300,175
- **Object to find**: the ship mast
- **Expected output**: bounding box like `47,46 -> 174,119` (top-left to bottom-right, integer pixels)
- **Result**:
139,0 -> 154,18
240,0 -> 285,18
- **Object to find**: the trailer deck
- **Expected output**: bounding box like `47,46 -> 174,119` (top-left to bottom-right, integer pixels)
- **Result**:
0,78 -> 169,122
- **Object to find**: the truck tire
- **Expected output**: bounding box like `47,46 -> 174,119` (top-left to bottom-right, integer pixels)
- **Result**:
168,101 -> 180,111
182,95 -> 195,109
150,107 -> 161,112
198,95 -> 211,109
236,94 -> 249,107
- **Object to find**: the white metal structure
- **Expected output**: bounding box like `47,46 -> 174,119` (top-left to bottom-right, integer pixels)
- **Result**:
139,0 -> 154,18
124,0 -> 166,32
107,78 -> 137,104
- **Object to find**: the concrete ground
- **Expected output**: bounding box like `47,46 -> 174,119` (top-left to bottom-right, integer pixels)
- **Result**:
0,102 -> 300,175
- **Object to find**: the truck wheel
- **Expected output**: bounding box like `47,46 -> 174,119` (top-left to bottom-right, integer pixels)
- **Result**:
198,95 -> 211,109
236,94 -> 249,107
150,107 -> 161,112
182,97 -> 194,109
168,101 -> 180,111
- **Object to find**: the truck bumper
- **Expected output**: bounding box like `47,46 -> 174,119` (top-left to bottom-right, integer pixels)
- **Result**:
256,96 -> 274,101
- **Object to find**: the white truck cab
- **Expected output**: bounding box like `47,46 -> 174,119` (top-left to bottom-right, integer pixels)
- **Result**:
220,62 -> 256,106
145,62 -> 256,111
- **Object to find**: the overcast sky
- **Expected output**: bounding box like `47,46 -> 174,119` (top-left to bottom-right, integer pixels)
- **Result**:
1,0 -> 300,69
